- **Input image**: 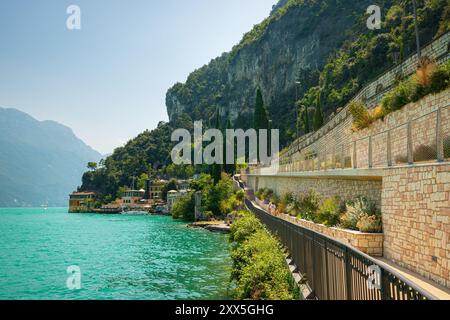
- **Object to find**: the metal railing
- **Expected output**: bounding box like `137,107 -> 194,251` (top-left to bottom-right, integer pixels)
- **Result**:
244,197 -> 437,300
254,104 -> 450,175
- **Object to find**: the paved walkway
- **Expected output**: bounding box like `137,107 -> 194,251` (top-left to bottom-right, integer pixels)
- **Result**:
377,258 -> 450,300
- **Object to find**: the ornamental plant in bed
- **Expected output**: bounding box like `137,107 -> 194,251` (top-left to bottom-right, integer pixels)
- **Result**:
254,188 -> 382,233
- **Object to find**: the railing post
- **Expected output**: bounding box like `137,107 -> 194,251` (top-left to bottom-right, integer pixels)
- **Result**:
341,144 -> 345,169
353,141 -> 357,169
324,241 -> 330,300
387,130 -> 392,167
407,121 -> 414,165
333,146 -> 337,169
345,247 -> 353,300
368,136 -> 373,169
380,268 -> 390,300
436,107 -> 444,162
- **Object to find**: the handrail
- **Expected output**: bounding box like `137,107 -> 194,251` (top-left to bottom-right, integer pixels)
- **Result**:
279,31 -> 450,163
263,102 -> 450,173
244,197 -> 438,300
234,176 -> 438,300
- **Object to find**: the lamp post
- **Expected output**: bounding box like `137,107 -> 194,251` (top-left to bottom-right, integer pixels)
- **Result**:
412,0 -> 421,61
268,120 -> 272,156
295,80 -> 301,139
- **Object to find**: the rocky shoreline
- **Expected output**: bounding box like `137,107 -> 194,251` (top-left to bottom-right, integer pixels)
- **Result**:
188,221 -> 231,234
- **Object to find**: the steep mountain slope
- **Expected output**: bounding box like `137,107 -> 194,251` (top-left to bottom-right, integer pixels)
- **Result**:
79,0 -> 449,200
0,108 -> 102,207
166,0 -> 449,145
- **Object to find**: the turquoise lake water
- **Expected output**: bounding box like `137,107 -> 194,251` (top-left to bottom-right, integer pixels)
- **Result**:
0,208 -> 231,300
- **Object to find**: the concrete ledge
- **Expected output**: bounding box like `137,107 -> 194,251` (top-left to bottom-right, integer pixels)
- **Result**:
246,168 -> 384,180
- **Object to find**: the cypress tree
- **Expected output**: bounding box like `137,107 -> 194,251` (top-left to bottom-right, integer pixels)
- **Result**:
299,103 -> 310,134
211,107 -> 223,184
313,90 -> 324,131
253,88 -> 269,162
224,117 -> 236,174
253,88 -> 269,131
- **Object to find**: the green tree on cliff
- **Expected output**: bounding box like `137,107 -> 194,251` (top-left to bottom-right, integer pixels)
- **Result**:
313,90 -> 324,131
297,102 -> 311,135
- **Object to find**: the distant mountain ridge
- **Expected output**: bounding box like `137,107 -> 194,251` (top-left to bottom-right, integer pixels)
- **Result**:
0,107 -> 102,207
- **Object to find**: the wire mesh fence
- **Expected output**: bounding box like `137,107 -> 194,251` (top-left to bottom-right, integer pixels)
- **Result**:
261,104 -> 450,175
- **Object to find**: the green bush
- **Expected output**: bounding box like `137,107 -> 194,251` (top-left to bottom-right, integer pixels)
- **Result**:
270,194 -> 280,205
235,190 -> 245,202
298,189 -> 321,221
229,212 -> 298,300
229,212 -> 263,245
255,188 -> 268,200
278,192 -> 294,213
429,61 -> 450,93
381,78 -> 415,113
382,61 -> 450,115
357,213 -> 382,233
255,189 -> 263,200
262,188 -> 274,201
317,197 -> 342,227
286,198 -> 302,217
171,193 -> 195,221
349,100 -> 372,131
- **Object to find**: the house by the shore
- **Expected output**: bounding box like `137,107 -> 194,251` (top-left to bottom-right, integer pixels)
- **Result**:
69,192 -> 96,213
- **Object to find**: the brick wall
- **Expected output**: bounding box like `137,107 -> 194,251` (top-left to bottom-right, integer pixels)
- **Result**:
382,164 -> 450,288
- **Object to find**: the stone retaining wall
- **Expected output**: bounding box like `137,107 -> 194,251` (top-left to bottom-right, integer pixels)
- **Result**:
255,199 -> 383,256
279,32 -> 450,164
249,175 -> 382,208
382,164 -> 450,289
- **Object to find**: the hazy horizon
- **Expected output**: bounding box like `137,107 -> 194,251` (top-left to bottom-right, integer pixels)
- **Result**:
0,0 -> 277,154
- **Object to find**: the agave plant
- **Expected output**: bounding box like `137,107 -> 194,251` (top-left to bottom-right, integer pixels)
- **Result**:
341,196 -> 380,231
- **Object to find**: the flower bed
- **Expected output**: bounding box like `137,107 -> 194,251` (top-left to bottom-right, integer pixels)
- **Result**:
254,198 -> 384,257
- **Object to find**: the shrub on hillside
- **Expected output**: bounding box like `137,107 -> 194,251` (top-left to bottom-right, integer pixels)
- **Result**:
382,61 -> 450,114
349,100 -> 373,131
429,60 -> 450,93
416,59 -> 435,87
381,78 -> 415,113
317,197 -> 342,227
262,189 -> 274,202
171,193 -> 195,221
277,192 -> 294,214
298,189 -> 321,221
229,212 -> 263,245
357,213 -> 382,233
270,194 -> 280,206
255,189 -> 264,200
286,198 -> 302,217
349,102 -> 385,132
229,212 -> 298,300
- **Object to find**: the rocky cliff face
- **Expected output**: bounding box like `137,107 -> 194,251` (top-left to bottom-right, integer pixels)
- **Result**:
166,0 -> 375,143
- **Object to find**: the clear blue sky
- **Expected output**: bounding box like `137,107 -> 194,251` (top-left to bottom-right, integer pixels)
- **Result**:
0,0 -> 277,154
